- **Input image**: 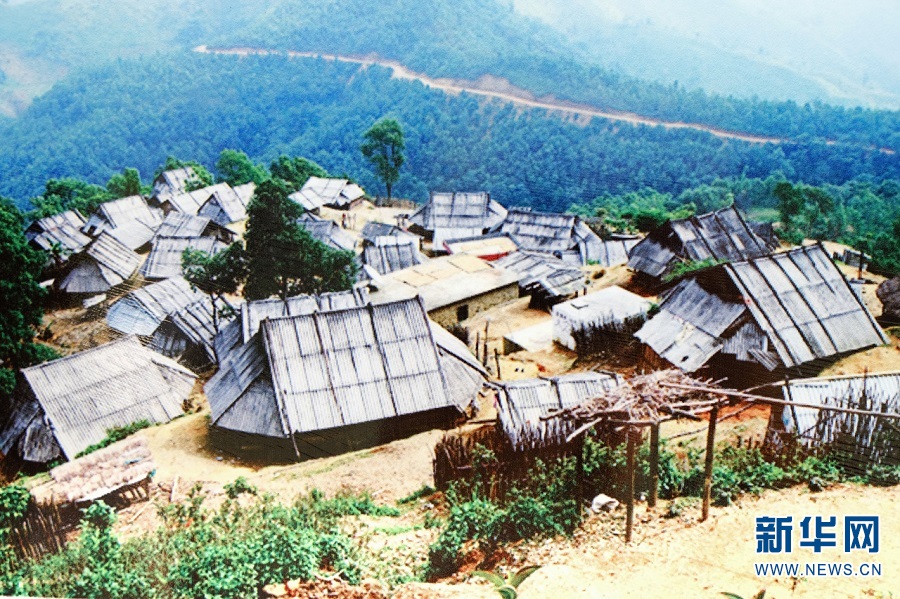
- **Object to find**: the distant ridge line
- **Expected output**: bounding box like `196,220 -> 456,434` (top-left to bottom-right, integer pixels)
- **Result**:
194,45 -> 895,154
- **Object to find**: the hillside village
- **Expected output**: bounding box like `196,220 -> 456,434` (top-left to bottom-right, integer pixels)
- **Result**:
1,157 -> 900,598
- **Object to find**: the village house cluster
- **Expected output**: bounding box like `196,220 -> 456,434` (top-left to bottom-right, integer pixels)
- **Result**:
1,176 -> 895,492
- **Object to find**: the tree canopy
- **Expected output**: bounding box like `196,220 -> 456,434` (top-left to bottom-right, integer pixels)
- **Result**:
216,149 -> 267,187
361,118 -> 405,199
269,155 -> 328,192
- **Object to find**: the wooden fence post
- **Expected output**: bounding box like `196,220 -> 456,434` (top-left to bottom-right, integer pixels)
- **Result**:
626,427 -> 636,543
702,405 -> 719,522
649,422 -> 660,508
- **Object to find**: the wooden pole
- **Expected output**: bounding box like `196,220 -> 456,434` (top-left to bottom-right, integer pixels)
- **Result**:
625,427 -> 635,543
493,348 -> 502,380
649,422 -> 660,508
475,332 -> 481,363
576,434 -> 585,510
702,405 -> 718,522
482,321 -> 490,367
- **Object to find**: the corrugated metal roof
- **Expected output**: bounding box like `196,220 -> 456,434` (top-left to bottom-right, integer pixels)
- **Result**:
297,219 -> 356,251
59,232 -> 142,294
627,205 -> 771,278
360,221 -> 419,244
197,183 -> 253,225
362,236 -> 428,275
139,236 -> 225,280
95,195 -> 163,230
553,286 -> 652,350
150,296 -> 240,364
154,211 -> 235,241
409,192 -> 507,232
495,250 -> 586,298
288,177 -> 365,211
496,372 -> 623,448
782,372 -> 900,446
15,336 -> 195,460
106,276 -> 202,335
587,238 -> 641,267
152,167 -> 196,200
26,211 -> 91,256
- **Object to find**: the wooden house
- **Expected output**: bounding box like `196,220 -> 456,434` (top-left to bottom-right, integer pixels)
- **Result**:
408,192 -> 508,249
205,297 -> 486,458
491,208 -> 603,265
494,250 -> 587,308
150,295 -> 240,367
106,276 -> 203,336
0,336 -> 195,464
25,211 -> 92,274
297,214 -> 356,251
627,205 -> 774,283
153,211 -> 237,244
495,372 -> 622,449
552,286 -> 653,355
57,232 -> 142,296
83,195 -> 164,251
367,254 -> 519,327
151,167 -> 198,205
361,236 -> 428,277
360,221 -> 420,245
197,182 -> 255,225
139,236 -> 225,281
288,177 -> 365,212
634,244 -> 888,382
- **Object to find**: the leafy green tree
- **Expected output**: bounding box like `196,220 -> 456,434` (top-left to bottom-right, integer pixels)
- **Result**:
361,117 -> 405,199
182,243 -> 248,360
29,178 -> 112,218
244,179 -> 356,300
106,167 -> 146,198
269,155 -> 328,192
215,149 -> 267,186
0,198 -> 53,395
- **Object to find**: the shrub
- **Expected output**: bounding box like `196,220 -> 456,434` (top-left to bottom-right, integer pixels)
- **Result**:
75,420 -> 152,457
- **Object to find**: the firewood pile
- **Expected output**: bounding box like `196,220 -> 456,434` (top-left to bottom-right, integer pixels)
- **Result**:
545,369 -> 730,433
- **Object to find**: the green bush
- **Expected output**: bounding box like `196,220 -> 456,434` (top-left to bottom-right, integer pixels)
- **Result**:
75,420 -> 152,457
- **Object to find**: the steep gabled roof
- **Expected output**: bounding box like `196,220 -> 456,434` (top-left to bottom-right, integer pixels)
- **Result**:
496,372 -> 623,448
207,298 -> 483,437
150,295 -> 240,364
409,192 -> 507,234
26,211 -> 91,257
494,250 -> 586,299
360,221 -> 419,244
163,183 -> 236,216
139,236 -> 225,281
58,232 -> 142,293
588,237 -> 641,268
152,167 -> 197,199
83,196 -> 164,250
297,218 -> 356,251
106,277 -> 203,336
362,236 -> 428,276
494,208 -> 602,265
635,244 -> 887,372
154,211 -> 235,241
197,183 -> 254,224
5,336 -> 195,460
627,205 -> 773,279
288,177 -> 365,211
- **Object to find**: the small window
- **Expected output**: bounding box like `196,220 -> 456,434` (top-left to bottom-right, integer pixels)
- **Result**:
456,304 -> 470,322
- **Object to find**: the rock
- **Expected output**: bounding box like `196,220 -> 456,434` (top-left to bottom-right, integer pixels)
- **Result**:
591,494 -> 619,513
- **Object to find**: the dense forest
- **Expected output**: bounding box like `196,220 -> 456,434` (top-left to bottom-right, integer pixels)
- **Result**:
0,53 -> 897,213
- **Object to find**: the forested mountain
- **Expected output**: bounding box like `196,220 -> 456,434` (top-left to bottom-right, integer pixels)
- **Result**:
0,53 -> 897,212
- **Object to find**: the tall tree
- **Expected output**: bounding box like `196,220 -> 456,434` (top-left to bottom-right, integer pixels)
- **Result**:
29,178 -> 112,218
361,118 -> 405,200
181,243 -> 248,362
106,167 -> 145,198
243,179 -> 356,300
269,155 -> 328,192
216,149 -> 267,186
0,198 -> 56,395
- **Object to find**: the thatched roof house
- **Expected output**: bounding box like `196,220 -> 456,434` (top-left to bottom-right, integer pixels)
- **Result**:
57,232 -> 142,295
150,296 -> 239,366
362,236 -> 428,276
408,192 -> 508,248
627,205 -> 774,282
139,236 -> 225,281
552,286 -> 653,353
367,254 -> 519,327
494,250 -> 587,307
635,244 -> 887,377
297,215 -> 356,251
154,211 -> 237,243
25,211 -> 92,272
288,177 -> 365,212
0,336 -> 195,463
197,183 -> 255,225
106,276 -> 203,336
495,372 -> 623,449
206,297 -> 486,454
82,195 -> 164,250
492,208 -> 603,265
